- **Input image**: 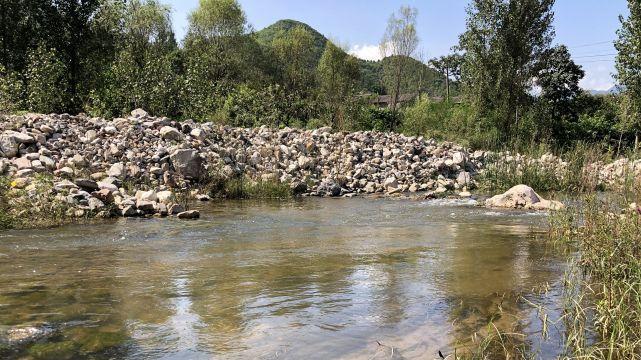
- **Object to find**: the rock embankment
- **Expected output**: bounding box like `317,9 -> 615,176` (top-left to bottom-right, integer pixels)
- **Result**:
1,110 -> 639,223
0,110 -> 483,220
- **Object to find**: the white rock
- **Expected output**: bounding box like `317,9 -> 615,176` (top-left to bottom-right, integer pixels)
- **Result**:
160,126 -> 184,141
485,185 -> 564,210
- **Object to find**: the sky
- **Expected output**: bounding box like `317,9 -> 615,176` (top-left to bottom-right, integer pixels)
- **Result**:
168,0 -> 630,91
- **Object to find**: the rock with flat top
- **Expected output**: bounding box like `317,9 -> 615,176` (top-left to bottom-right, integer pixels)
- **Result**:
485,184 -> 564,210
177,210 -> 200,219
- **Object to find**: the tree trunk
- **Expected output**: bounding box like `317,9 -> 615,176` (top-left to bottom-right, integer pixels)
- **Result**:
445,67 -> 450,103
391,59 -> 403,112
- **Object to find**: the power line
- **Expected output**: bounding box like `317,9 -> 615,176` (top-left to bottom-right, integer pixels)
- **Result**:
573,53 -> 617,59
576,59 -> 616,64
569,40 -> 614,49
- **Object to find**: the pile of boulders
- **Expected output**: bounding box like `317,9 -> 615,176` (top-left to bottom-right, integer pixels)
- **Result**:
0,110 -> 487,219
1,109 -> 638,221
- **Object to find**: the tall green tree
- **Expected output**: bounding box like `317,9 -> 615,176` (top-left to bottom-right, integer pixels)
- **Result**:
0,0 -> 56,73
317,41 -> 360,129
182,0 -> 251,119
533,44 -> 584,140
271,25 -> 317,95
25,45 -> 69,113
0,65 -> 24,113
458,0 -> 555,140
429,54 -> 463,102
50,0 -> 108,111
380,6 -> 419,111
615,0 -> 641,148
91,0 -> 181,117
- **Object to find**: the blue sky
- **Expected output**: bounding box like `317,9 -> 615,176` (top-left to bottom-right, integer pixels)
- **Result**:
168,0 -> 629,91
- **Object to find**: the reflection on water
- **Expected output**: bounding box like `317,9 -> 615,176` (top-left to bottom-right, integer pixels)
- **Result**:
0,198 -> 567,359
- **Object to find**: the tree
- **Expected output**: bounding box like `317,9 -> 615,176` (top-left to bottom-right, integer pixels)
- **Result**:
317,41 -> 360,128
536,46 -> 583,114
0,65 -> 24,113
50,0 -> 107,111
458,0 -> 555,140
90,0 -> 181,117
380,6 -> 419,111
182,0 -> 250,119
272,25 -> 317,95
25,45 -> 69,113
429,54 -> 463,102
534,45 -> 584,140
615,0 -> 641,149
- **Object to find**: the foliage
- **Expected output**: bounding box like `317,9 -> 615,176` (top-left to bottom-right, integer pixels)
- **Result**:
271,24 -> 317,95
25,45 -> 70,113
88,0 -> 181,117
429,54 -> 463,101
533,45 -> 585,141
204,170 -> 292,199
181,0 -> 261,120
221,84 -> 290,127
548,194 -> 641,358
0,176 -> 13,229
478,142 -> 606,193
0,175 -> 80,230
350,105 -> 402,132
458,0 -> 555,140
254,19 -> 327,66
0,65 -> 24,113
615,0 -> 641,146
317,41 -> 361,128
380,6 -> 419,110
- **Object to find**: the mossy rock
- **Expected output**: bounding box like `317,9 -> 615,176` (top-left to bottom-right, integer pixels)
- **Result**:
78,331 -> 127,354
28,341 -> 79,359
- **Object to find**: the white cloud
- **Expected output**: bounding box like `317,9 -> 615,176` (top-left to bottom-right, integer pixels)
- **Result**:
579,64 -> 616,91
349,44 -> 383,61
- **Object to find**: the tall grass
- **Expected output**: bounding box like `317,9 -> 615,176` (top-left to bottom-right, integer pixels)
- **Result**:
549,196 -> 641,359
203,171 -> 292,200
478,142 -> 609,193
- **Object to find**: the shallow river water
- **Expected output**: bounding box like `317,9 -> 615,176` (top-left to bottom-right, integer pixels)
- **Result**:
0,197 -> 569,359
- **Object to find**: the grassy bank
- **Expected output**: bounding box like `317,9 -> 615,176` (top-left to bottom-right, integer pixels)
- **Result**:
457,194 -> 641,359
549,196 -> 641,358
0,175 -> 85,230
477,142 -> 641,194
203,172 -> 293,200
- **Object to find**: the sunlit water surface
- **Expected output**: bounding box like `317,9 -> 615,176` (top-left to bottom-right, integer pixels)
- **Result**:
0,198 -> 568,359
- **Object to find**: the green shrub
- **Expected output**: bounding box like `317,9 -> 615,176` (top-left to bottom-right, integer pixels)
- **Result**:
204,170 -> 292,199
25,45 -> 69,113
349,105 -> 401,132
0,65 -> 24,113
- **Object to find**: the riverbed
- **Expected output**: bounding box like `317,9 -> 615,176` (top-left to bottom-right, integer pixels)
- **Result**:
0,197 -> 568,359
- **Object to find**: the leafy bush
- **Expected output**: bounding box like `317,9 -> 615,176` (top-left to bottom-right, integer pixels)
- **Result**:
0,65 -> 24,113
348,105 -> 401,132
25,45 -> 69,113
222,84 -> 287,127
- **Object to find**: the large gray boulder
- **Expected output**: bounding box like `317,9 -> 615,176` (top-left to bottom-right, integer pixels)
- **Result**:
0,131 -> 34,158
486,184 -> 564,210
170,149 -> 203,179
160,126 -> 184,141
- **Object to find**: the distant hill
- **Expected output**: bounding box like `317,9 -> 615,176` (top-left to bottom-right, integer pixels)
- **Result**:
254,19 -> 328,65
254,19 -> 454,97
588,86 -> 620,95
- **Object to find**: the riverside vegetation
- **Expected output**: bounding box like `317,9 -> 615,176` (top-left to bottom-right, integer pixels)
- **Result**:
2,0 -> 641,359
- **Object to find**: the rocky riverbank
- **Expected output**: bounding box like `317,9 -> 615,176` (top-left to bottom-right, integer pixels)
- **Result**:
0,110 -> 639,227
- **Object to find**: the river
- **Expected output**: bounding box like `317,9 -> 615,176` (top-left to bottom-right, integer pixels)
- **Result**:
0,197 -> 568,359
